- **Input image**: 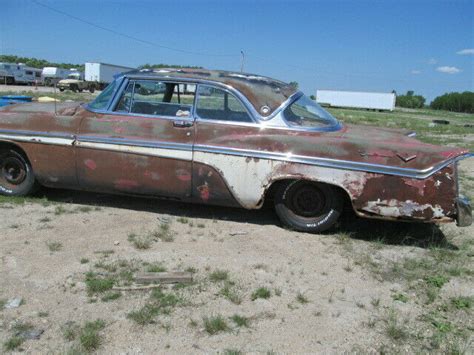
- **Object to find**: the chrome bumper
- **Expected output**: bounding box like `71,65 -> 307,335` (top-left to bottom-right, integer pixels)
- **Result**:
456,196 -> 472,227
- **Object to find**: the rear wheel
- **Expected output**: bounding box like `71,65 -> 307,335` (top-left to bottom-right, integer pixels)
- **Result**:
0,149 -> 37,196
274,181 -> 343,233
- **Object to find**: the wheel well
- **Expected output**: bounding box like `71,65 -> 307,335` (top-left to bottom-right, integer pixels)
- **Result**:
263,178 -> 353,211
0,141 -> 31,163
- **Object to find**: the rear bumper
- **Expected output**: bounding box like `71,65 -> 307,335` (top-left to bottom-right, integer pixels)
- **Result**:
456,196 -> 472,227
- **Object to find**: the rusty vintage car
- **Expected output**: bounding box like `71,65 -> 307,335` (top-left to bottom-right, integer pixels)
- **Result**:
0,68 -> 472,232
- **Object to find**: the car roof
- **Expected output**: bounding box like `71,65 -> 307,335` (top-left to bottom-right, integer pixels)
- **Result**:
123,68 -> 298,117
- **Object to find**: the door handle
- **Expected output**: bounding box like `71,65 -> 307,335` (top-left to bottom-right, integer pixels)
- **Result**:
173,120 -> 194,128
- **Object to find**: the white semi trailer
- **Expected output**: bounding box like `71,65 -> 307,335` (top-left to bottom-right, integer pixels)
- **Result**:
85,62 -> 133,89
316,90 -> 396,111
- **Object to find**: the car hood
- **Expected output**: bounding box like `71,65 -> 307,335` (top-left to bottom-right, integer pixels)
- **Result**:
58,79 -> 81,84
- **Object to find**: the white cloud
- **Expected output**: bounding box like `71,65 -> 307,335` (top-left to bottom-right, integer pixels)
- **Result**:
411,70 -> 421,75
427,58 -> 437,65
457,48 -> 474,55
436,66 -> 461,74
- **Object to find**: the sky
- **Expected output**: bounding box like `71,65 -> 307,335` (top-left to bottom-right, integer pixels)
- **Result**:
1,0 -> 473,102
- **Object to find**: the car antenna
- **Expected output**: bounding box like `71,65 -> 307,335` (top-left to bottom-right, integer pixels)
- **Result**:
54,82 -> 57,115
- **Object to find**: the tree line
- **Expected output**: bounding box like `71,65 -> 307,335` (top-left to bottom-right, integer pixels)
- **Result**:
0,54 -> 85,72
0,54 -> 203,73
430,92 -> 474,114
396,90 -> 474,113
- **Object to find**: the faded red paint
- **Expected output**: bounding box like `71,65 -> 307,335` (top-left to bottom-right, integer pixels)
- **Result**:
0,71 -> 469,226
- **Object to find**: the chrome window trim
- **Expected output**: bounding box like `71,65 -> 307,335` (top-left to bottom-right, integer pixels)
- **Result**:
279,93 -> 342,132
194,83 -> 257,125
85,74 -> 342,133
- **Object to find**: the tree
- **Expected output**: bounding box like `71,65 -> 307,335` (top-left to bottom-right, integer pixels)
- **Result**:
395,90 -> 426,109
289,81 -> 299,89
431,92 -> 474,113
310,95 -> 316,100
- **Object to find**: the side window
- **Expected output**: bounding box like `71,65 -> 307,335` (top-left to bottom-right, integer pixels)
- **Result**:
196,85 -> 252,123
114,80 -> 196,118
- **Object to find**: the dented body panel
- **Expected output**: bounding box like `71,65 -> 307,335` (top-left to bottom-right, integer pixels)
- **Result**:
0,69 -> 471,227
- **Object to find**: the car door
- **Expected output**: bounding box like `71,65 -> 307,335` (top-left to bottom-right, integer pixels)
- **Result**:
76,79 -> 195,199
192,84 -> 263,207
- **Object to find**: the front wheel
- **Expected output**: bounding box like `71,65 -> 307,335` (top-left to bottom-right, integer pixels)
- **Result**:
274,181 -> 343,233
0,150 -> 37,196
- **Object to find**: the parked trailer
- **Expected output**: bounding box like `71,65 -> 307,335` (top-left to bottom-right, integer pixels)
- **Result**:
0,63 -> 41,85
42,67 -> 75,86
316,90 -> 396,111
85,62 -> 133,89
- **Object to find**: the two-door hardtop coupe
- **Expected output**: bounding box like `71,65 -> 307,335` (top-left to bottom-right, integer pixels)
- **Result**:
0,68 -> 472,232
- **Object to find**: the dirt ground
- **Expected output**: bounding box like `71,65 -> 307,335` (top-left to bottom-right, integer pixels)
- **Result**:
1,160 -> 473,354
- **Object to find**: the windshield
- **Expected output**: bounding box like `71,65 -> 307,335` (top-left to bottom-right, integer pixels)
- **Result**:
88,80 -> 118,110
283,95 -> 339,129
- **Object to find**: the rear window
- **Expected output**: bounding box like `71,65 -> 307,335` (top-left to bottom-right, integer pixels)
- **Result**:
283,95 -> 339,129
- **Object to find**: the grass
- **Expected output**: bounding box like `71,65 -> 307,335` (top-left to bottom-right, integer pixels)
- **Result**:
385,310 -> 408,342
3,336 -> 24,351
176,217 -> 189,224
46,240 -> 62,252
127,288 -> 182,325
219,282 -> 242,305
392,293 -> 409,303
230,314 -> 250,328
63,322 -> 80,341
203,315 -> 229,335
209,269 -> 229,282
145,263 -> 167,273
151,222 -> 174,242
296,292 -> 309,304
127,233 -> 152,250
85,272 -> 115,295
80,258 -> 89,264
251,287 -> 271,301
425,275 -> 449,288
127,304 -> 161,325
79,319 -> 106,352
450,296 -> 472,310
100,292 -> 121,302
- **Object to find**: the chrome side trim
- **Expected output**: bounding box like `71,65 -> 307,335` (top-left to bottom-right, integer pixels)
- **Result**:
0,129 -> 75,146
77,135 -> 192,152
193,145 -> 474,179
1,129 -> 472,179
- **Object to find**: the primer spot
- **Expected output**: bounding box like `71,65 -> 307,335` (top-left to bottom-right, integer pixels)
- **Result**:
84,159 -> 97,170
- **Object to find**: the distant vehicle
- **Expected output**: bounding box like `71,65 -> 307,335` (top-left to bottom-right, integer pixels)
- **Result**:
57,72 -> 97,93
42,67 -> 75,86
0,63 -> 42,85
316,90 -> 396,111
85,62 -> 133,90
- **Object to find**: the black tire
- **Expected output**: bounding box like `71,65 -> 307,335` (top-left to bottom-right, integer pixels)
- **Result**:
89,86 -> 95,93
0,149 -> 37,196
71,85 -> 78,93
59,88 -> 65,92
274,180 -> 343,233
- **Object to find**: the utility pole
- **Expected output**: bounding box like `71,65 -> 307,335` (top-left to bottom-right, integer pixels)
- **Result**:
240,51 -> 245,73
